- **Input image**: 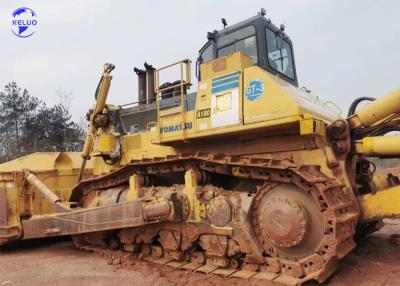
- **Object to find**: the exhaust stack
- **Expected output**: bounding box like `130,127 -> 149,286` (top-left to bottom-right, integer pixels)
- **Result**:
134,67 -> 147,105
144,62 -> 156,103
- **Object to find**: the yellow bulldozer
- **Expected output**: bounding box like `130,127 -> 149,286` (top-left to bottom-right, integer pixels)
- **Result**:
1,10 -> 400,285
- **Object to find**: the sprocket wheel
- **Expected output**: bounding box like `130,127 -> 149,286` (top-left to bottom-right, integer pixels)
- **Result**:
252,177 -> 359,280
256,184 -> 325,258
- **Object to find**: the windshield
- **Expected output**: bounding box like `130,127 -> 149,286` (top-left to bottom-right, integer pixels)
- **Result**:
200,42 -> 214,63
265,27 -> 295,79
217,26 -> 258,64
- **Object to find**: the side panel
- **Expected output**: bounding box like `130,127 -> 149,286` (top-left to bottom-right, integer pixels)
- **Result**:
243,66 -> 300,125
194,52 -> 253,133
157,110 -> 195,140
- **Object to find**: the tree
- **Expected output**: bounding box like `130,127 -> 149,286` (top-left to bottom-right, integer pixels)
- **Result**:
0,82 -> 41,160
0,82 -> 84,163
33,103 -> 84,151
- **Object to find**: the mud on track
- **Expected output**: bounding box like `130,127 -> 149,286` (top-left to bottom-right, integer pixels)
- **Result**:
1,219 -> 400,286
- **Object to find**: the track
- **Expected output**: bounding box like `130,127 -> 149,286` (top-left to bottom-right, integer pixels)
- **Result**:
71,153 -> 360,285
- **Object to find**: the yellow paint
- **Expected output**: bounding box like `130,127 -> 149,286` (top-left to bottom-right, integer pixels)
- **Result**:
355,136 -> 400,156
243,66 -> 300,125
97,134 -> 117,153
184,169 -> 197,219
300,117 -> 314,135
299,116 -> 326,136
358,186 -> 400,222
127,174 -> 145,200
2,180 -> 22,241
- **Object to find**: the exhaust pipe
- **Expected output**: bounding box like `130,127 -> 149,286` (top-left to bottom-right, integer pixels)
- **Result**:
134,67 -> 147,105
144,62 -> 156,104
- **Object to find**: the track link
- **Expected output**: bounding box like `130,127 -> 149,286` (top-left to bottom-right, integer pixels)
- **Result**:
72,153 -> 360,285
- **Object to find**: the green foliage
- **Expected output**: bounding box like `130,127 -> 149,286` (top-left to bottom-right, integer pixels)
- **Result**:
0,82 -> 84,163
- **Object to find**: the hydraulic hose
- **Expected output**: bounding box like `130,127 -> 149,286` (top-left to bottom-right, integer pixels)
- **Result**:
347,97 -> 375,117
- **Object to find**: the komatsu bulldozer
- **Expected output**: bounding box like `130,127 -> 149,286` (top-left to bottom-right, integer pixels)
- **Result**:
2,11 -> 400,286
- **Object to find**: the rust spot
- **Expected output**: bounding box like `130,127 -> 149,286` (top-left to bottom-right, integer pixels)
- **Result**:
0,189 -> 8,226
212,58 -> 226,72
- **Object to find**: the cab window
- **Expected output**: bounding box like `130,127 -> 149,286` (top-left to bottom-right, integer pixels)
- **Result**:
217,26 -> 258,64
265,27 -> 295,79
200,42 -> 214,63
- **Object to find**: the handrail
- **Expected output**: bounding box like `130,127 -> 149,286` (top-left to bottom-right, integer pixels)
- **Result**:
154,59 -> 192,143
157,81 -> 191,93
324,100 -> 342,115
156,58 -> 191,72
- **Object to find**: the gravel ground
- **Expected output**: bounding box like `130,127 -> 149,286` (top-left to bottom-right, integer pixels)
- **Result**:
1,219 -> 400,286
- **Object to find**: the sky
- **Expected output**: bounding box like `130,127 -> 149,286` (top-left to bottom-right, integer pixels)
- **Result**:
1,0 -> 400,121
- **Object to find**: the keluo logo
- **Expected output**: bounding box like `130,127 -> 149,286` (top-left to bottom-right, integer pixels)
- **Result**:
11,7 -> 38,38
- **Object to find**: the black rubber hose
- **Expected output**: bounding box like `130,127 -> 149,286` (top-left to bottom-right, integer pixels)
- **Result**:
347,97 -> 375,117
370,125 -> 400,136
95,65 -> 115,99
94,76 -> 103,100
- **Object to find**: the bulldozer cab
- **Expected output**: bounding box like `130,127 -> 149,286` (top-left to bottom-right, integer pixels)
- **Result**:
148,14 -> 307,143
198,14 -> 298,87
116,12 -> 328,145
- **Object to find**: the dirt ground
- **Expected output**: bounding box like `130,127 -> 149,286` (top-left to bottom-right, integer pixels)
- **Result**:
1,219 -> 400,286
